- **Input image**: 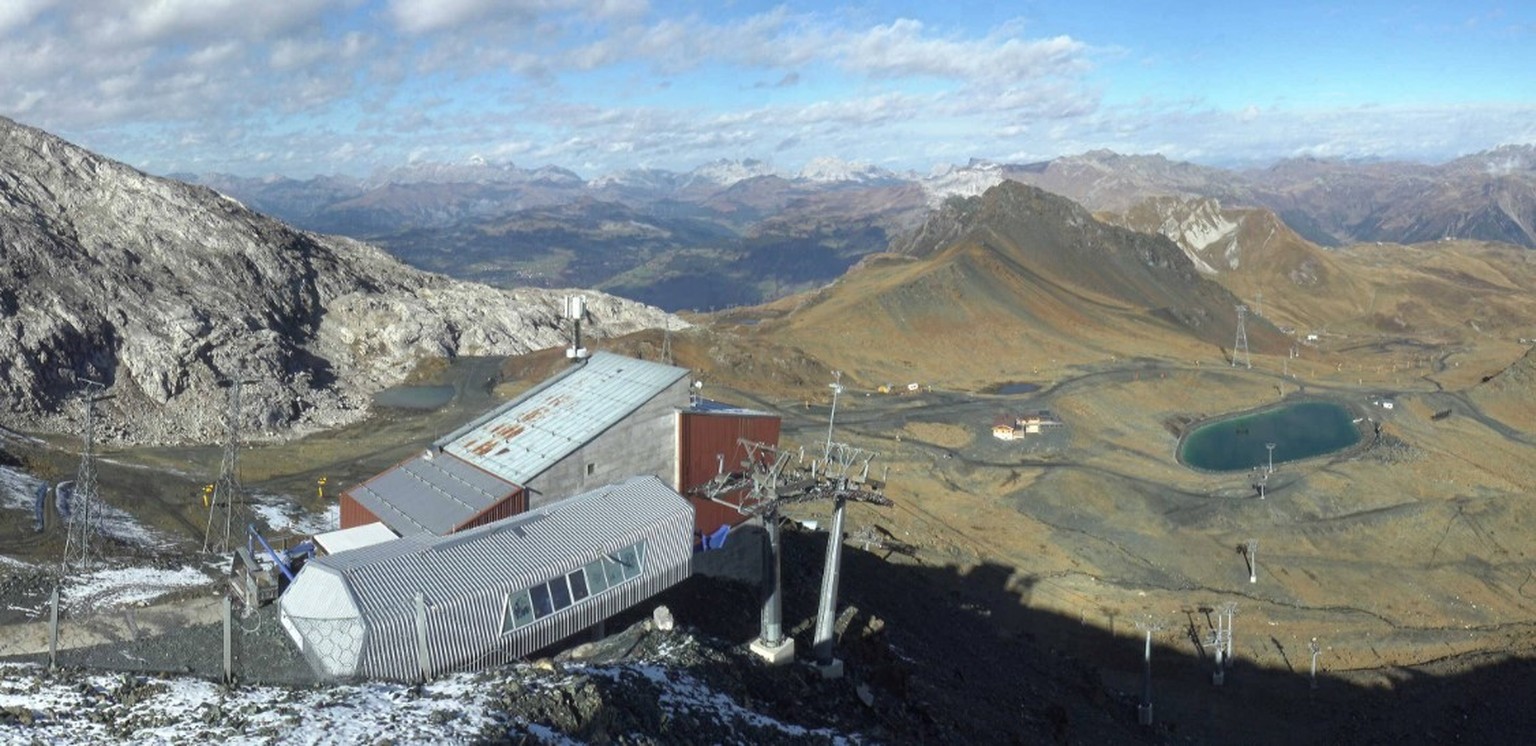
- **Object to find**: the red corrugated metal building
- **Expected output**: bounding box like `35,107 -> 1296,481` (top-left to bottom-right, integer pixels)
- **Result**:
677,402 -> 782,537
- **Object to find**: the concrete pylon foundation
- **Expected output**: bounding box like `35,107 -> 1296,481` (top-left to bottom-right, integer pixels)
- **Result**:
816,657 -> 845,680
750,637 -> 795,665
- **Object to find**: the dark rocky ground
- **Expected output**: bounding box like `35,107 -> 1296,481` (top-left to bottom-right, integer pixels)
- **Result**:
7,515 -> 1536,744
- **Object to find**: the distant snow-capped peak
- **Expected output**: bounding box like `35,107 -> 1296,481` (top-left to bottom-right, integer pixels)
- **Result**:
920,159 -> 1006,207
795,156 -> 896,184
685,158 -> 778,187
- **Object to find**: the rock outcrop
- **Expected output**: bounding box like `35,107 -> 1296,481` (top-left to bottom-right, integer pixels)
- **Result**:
0,116 -> 676,445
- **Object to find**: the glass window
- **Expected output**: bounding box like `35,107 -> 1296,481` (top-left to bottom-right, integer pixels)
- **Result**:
584,559 -> 609,594
530,584 -> 553,619
614,544 -> 642,580
569,569 -> 590,602
549,576 -> 573,611
507,590 -> 534,631
603,554 -> 627,587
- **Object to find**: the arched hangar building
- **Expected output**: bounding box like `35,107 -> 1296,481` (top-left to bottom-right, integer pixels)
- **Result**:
280,475 -> 693,680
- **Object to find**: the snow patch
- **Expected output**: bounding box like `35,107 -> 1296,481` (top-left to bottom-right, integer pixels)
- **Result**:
64,565 -> 214,612
0,663 -> 502,745
249,493 -> 339,537
797,156 -> 895,184
920,161 -> 1005,207
4,466 -> 174,549
0,465 -> 44,511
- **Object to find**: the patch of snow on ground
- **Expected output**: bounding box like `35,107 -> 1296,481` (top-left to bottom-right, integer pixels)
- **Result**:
0,465 -> 44,512
0,663 -> 502,745
250,493 -> 339,537
2,466 -> 175,550
92,497 -> 176,550
583,661 -> 853,743
64,565 -> 214,612
0,554 -> 35,569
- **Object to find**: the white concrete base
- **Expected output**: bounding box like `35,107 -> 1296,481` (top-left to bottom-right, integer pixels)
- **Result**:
815,658 -> 845,680
749,637 -> 796,665
1137,703 -> 1154,726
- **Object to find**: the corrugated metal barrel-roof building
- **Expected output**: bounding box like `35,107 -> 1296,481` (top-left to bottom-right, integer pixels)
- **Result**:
280,475 -> 694,681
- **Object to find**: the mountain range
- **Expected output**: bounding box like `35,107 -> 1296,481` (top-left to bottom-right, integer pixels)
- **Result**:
180,146 -> 1536,313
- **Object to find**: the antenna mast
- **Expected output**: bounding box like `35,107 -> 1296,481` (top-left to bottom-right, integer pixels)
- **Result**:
1233,304 -> 1251,369
203,379 -> 254,555
564,295 -> 590,362
62,382 -> 113,571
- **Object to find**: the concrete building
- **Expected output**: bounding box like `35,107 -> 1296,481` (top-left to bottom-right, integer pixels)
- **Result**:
339,351 -> 779,540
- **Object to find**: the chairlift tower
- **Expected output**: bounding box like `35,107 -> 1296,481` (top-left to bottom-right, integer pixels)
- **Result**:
1134,615 -> 1166,725
823,372 -> 843,460
1218,602 -> 1238,665
1309,637 -> 1322,689
62,383 -> 113,572
690,435 -> 891,669
1245,540 -> 1258,584
1233,304 -> 1251,369
203,379 -> 254,555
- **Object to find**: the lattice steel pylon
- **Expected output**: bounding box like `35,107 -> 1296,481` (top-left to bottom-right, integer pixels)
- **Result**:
61,383 -> 112,572
203,379 -> 253,555
1233,304 -> 1251,368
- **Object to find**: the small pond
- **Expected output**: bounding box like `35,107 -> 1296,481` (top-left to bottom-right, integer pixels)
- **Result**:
991,382 -> 1041,395
373,385 -> 456,411
1179,400 -> 1362,472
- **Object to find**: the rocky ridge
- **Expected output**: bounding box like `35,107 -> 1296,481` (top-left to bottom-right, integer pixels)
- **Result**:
0,116 -> 675,446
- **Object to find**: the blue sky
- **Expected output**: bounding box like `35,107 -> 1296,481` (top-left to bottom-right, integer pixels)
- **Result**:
1,0 -> 1532,178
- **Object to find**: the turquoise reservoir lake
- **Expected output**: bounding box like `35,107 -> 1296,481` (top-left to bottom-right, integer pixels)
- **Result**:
1179,400 -> 1362,472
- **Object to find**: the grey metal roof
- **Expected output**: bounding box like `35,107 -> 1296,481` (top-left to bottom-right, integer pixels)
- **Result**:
315,475 -> 692,614
441,351 -> 690,483
343,450 -> 520,537
688,398 -> 775,417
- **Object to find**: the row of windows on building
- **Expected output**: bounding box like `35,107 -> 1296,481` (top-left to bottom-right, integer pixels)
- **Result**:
501,540 -> 648,634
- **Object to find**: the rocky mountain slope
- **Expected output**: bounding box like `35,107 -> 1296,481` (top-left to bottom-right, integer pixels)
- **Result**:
1099,196 -> 1371,333
758,181 -> 1289,388
0,117 -> 673,445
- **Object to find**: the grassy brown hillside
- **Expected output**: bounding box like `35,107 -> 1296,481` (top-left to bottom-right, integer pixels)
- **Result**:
755,181 -> 1290,389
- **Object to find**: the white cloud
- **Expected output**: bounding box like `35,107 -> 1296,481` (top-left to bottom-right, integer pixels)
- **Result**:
0,1 -> 1524,179
836,19 -> 1088,82
0,0 -> 52,35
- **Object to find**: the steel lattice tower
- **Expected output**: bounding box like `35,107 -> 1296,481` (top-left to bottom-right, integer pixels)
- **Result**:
62,384 -> 111,572
203,380 -> 251,554
1233,304 -> 1251,369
